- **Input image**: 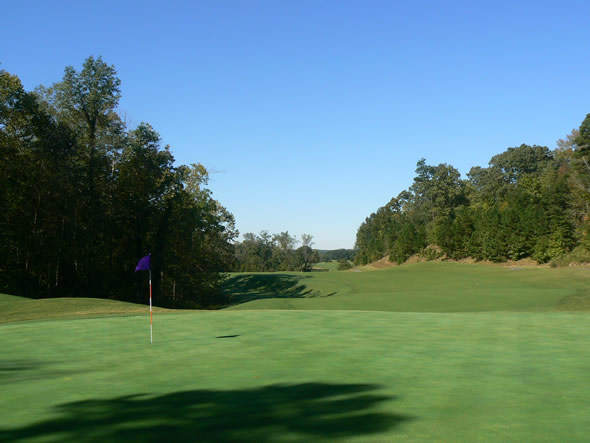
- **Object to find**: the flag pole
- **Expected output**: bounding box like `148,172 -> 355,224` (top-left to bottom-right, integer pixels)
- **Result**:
135,253 -> 152,344
149,268 -> 153,344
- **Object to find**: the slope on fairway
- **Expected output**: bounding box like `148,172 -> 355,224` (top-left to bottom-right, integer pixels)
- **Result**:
1,309 -> 589,442
0,293 -> 175,324
224,262 -> 590,312
0,293 -> 28,303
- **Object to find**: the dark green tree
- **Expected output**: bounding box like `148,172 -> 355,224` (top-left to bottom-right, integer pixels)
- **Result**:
0,59 -> 237,307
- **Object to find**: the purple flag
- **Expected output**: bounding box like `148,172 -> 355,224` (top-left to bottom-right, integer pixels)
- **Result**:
135,254 -> 151,272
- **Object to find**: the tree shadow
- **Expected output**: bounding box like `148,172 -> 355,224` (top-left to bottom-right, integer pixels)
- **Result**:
0,382 -> 413,442
0,360 -> 81,385
223,274 -> 336,305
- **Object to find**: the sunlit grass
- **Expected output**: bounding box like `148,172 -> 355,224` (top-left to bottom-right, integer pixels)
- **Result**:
224,262 -> 590,312
2,262 -> 590,441
2,309 -> 590,441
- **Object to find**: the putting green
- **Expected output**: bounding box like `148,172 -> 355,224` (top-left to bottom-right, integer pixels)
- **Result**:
2,263 -> 589,441
2,309 -> 590,441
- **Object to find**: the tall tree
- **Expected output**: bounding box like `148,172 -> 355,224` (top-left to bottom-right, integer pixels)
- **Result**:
354,136 -> 585,266
0,59 -> 237,307
299,234 -> 315,271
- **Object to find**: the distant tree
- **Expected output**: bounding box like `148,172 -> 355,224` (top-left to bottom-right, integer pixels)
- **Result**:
300,234 -> 315,271
319,249 -> 355,261
390,222 -> 420,264
160,163 -> 237,307
556,128 -> 580,151
233,231 -> 319,272
337,259 -> 353,270
488,144 -> 554,184
574,114 -> 590,159
562,116 -> 590,220
354,131 -> 586,266
272,231 -> 298,271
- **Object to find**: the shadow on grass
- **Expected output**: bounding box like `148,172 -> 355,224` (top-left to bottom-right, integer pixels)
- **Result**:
556,289 -> 590,311
0,382 -> 412,442
223,274 -> 336,305
0,360 -> 81,385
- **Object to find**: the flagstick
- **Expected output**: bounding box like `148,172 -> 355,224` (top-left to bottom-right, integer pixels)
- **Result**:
149,269 -> 153,344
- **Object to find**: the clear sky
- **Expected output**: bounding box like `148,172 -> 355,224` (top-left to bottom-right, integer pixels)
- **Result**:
2,0 -> 589,249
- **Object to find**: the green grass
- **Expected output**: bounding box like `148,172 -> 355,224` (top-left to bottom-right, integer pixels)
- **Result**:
2,309 -> 590,441
223,262 -> 590,312
313,261 -> 340,271
0,293 -> 28,303
0,294 -> 175,324
2,262 -> 590,441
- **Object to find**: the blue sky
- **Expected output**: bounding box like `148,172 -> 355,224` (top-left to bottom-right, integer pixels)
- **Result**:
2,0 -> 589,249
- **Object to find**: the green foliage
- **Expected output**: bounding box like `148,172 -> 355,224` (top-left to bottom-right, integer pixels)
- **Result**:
550,246 -> 590,267
5,303 -> 590,441
488,144 -> 553,184
355,133 -> 587,265
574,113 -> 590,157
389,222 -> 421,264
0,59 -> 237,307
337,259 -> 353,270
420,245 -> 444,261
318,249 -> 355,262
234,232 -> 319,272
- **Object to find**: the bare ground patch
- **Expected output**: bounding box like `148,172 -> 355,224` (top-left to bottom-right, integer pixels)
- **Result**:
359,255 -> 552,271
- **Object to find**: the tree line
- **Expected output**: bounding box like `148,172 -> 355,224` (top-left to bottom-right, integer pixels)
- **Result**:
318,249 -> 355,262
233,231 -> 320,272
355,115 -> 590,266
0,57 -> 237,307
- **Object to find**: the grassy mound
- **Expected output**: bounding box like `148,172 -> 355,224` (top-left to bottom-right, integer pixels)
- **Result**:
0,293 -> 175,324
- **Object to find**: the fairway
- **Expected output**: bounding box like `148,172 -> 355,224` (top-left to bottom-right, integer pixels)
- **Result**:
224,262 -> 590,312
2,262 -> 590,442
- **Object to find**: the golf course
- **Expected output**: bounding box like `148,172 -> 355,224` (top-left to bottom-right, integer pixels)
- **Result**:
2,262 -> 589,442
3,2 -> 590,441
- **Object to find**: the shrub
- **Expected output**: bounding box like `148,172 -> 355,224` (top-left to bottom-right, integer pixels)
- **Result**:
550,246 -> 590,267
337,259 -> 353,271
420,245 -> 444,261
